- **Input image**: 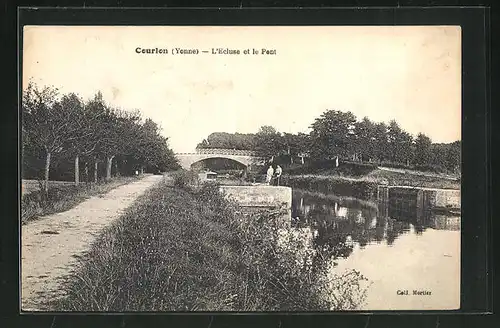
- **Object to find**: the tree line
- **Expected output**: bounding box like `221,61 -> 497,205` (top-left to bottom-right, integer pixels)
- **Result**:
22,82 -> 179,192
196,110 -> 461,173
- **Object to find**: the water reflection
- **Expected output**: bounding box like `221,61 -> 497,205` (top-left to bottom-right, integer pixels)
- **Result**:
291,189 -> 461,254
288,189 -> 461,310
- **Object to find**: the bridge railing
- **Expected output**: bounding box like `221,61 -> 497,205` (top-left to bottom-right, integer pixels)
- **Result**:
193,148 -> 258,156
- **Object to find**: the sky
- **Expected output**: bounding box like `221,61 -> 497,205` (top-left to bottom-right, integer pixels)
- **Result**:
23,26 -> 461,153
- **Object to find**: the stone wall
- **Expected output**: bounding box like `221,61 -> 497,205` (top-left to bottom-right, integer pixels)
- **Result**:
422,188 -> 461,209
377,186 -> 461,210
219,185 -> 292,208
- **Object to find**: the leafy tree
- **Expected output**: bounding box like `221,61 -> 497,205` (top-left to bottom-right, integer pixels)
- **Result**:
282,133 -> 299,163
88,97 -> 142,181
130,118 -> 180,173
309,110 -> 357,160
414,133 -> 433,166
295,133 -> 311,164
22,84 -> 179,186
280,132 -> 312,164
372,122 -> 388,163
429,142 -> 460,173
22,82 -> 80,192
193,110 -> 459,174
398,131 -> 414,165
430,143 -> 447,168
353,117 -> 376,162
82,92 -> 111,182
254,125 -> 285,160
386,120 -> 402,163
58,93 -> 106,185
445,141 -> 461,173
386,120 -> 414,165
206,132 -> 233,149
196,132 -> 257,150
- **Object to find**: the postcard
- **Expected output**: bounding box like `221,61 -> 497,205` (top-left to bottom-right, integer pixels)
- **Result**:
21,25 -> 461,312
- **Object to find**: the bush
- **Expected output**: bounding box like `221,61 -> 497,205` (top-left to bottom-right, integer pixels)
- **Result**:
172,170 -> 200,189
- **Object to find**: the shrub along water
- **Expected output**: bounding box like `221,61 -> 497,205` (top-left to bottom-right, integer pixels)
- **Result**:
281,175 -> 381,201
53,174 -> 368,311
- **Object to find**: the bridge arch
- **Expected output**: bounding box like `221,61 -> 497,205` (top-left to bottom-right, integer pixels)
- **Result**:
175,150 -> 263,170
190,156 -> 249,170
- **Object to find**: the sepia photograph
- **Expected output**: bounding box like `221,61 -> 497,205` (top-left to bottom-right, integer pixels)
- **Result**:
21,25 -> 461,312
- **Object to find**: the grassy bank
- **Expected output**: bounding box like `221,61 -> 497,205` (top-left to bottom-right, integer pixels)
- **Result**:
366,169 -> 460,189
282,175 -> 381,201
21,175 -> 143,224
286,160 -> 378,177
281,166 -> 459,199
286,159 -> 458,177
52,175 -> 368,311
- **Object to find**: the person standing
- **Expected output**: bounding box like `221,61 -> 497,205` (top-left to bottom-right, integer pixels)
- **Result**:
275,165 -> 283,186
266,165 -> 274,185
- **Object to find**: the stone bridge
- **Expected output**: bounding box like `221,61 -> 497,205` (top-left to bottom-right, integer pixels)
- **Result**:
175,148 -> 264,170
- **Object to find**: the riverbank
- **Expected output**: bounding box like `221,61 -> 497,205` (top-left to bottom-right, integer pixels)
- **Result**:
281,168 -> 460,201
281,175 -> 380,201
21,175 -> 163,311
21,175 -> 144,224
366,168 -> 460,189
290,186 -> 461,310
52,176 -> 368,311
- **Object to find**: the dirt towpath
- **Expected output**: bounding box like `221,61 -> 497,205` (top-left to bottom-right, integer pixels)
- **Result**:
21,174 -> 163,311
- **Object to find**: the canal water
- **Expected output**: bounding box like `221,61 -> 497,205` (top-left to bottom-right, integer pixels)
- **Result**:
290,189 -> 461,311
